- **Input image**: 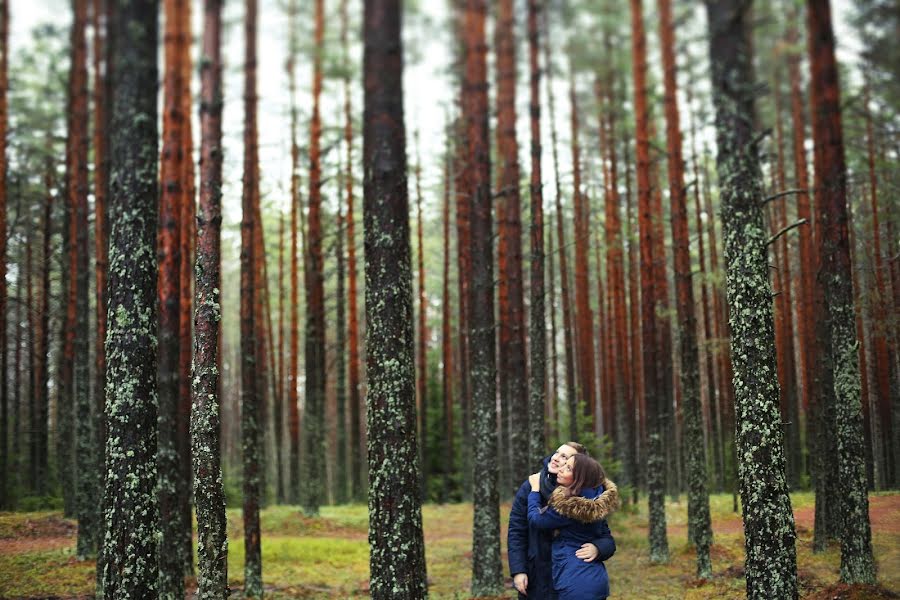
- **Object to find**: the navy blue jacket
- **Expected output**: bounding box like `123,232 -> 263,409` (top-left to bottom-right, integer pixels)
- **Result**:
527,484 -> 616,600
507,458 -> 615,600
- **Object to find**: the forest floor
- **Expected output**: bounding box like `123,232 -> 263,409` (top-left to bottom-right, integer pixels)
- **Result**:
0,491 -> 898,599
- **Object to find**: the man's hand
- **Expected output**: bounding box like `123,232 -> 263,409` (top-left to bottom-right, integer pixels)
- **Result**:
513,573 -> 528,595
528,473 -> 541,491
575,542 -> 599,562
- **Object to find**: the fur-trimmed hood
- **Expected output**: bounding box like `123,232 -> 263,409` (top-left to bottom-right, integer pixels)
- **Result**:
547,478 -> 621,523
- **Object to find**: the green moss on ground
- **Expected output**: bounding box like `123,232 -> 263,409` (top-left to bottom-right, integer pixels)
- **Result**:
1,491 -> 897,599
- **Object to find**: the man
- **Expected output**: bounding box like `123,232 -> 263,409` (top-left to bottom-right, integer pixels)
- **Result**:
507,442 -> 616,598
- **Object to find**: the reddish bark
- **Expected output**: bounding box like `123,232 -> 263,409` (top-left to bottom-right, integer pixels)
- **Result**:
569,73 -> 596,427
341,0 -> 362,500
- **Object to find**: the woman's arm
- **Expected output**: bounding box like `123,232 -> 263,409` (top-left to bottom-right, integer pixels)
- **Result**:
527,491 -> 571,529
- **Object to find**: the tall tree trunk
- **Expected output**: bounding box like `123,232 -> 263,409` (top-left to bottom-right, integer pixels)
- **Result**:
101,0 -> 160,592
862,76 -> 891,490
192,0 -> 228,591
241,0 -> 263,593
441,143 -> 455,497
34,156 -> 53,496
67,0 -> 97,558
341,0 -> 363,502
286,0 -> 301,506
464,0 -> 502,594
657,0 -> 711,576
631,0 -> 667,563
806,0 -> 876,583
569,73 -> 596,429
302,0 -> 326,516
526,0 -> 545,466
334,161 -> 349,504
0,0 -> 7,510
363,1 -> 428,596
625,138 -> 644,494
495,0 -> 528,488
158,0 -> 190,589
771,71 -> 802,489
277,193 -> 286,503
543,13 -> 576,436
704,1 -> 798,597
176,13 -> 195,574
414,136 -> 428,493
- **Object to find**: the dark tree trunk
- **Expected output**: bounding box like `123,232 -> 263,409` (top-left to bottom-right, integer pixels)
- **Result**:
704,1 -> 798,597
363,1 -> 428,596
192,0 -> 228,590
657,0 -> 711,577
413,137 -> 428,493
0,0 -> 7,510
302,0 -> 326,516
34,156 -> 53,496
527,0 -> 545,466
441,144 -> 455,497
806,0 -> 876,583
335,160 -> 348,504
286,0 -> 301,506
463,0 -> 502,594
241,0 -> 263,593
631,0 -> 667,563
101,0 -> 160,592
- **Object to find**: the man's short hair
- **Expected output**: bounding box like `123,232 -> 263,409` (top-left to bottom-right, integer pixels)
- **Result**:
565,441 -> 588,456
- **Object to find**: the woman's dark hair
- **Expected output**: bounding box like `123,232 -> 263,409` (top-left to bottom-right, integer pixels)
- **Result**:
566,454 -> 605,497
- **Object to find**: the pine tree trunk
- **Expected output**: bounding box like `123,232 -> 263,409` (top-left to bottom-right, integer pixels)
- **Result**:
542,14 -> 577,436
414,141 -> 428,493
341,0 -> 363,502
34,157 -> 52,496
657,0 -> 711,576
862,77 -> 890,490
526,0 -> 546,466
67,0 -> 98,558
631,0 -> 668,563
569,73 -> 596,429
806,0 -> 876,583
363,1 -> 428,595
101,0 -> 160,592
463,0 -> 502,594
335,164 -> 349,504
158,0 -> 190,589
704,1 -> 798,596
286,0 -> 301,506
441,145 -> 455,498
241,0 -> 263,593
0,0 -> 7,510
192,0 -> 228,591
302,0 -> 327,516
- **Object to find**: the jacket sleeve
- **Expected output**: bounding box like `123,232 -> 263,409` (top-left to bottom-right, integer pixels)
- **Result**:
528,491 -> 571,529
507,483 -> 530,576
588,519 -> 616,562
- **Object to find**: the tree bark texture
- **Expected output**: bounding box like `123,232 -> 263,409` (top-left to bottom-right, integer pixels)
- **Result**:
158,0 -> 191,590
631,0 -> 668,564
705,1 -> 798,597
657,0 -> 711,577
241,0 -> 263,593
302,0 -> 326,516
363,1 -> 428,596
464,0 -> 503,594
527,0 -> 546,466
102,0 -> 160,593
806,0 -> 876,584
0,0 -> 7,510
191,0 -> 228,594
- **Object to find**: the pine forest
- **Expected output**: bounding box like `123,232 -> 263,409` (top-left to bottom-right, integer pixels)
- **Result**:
0,0 -> 898,598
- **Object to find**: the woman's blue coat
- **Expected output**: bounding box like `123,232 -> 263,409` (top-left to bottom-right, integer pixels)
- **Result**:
507,457 -> 615,600
527,485 -> 615,600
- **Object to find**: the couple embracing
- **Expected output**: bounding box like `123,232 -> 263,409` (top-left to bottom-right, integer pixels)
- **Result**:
507,442 -> 620,600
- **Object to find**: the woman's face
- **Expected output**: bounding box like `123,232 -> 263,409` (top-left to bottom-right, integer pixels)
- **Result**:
557,456 -> 575,487
549,444 -> 578,474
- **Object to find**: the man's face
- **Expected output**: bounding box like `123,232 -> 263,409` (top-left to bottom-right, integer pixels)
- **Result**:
548,444 -> 578,474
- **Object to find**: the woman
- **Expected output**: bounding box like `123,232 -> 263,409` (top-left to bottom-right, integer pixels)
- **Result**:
527,454 -> 619,600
